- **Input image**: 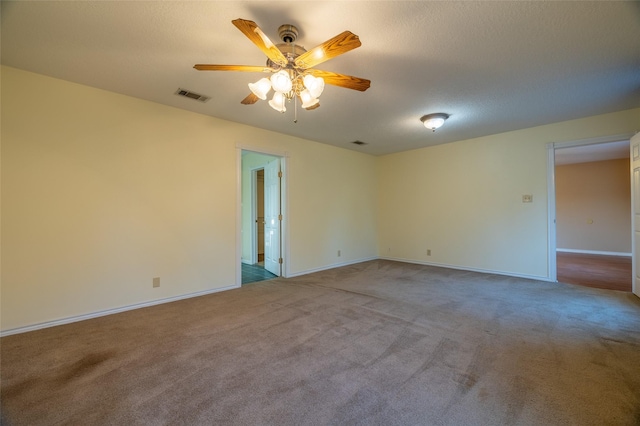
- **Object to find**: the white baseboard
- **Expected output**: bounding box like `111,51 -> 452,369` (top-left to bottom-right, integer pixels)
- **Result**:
379,256 -> 553,282
0,255 -> 558,337
556,248 -> 631,257
0,284 -> 239,337
288,256 -> 550,282
287,256 -> 379,278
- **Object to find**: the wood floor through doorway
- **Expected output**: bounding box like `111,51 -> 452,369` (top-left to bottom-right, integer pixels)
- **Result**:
556,252 -> 632,292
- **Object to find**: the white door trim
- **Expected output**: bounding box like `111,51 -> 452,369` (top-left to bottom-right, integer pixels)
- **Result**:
546,133 -> 634,282
546,144 -> 557,281
630,132 -> 640,298
236,146 -> 289,286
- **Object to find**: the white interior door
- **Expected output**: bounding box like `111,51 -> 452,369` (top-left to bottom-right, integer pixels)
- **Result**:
631,133 -> 640,297
264,158 -> 281,276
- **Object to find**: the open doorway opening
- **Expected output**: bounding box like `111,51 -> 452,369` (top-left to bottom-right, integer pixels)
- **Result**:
240,149 -> 286,285
549,137 -> 632,291
241,167 -> 275,284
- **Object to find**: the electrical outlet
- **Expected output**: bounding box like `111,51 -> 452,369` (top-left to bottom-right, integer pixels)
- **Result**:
427,249 -> 431,256
337,250 -> 341,257
522,194 -> 533,203
153,277 -> 160,288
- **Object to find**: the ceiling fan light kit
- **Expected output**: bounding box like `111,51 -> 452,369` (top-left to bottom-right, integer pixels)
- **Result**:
300,89 -> 320,109
268,92 -> 287,113
248,77 -> 272,100
270,70 -> 293,93
194,19 -> 370,120
250,69 -> 325,113
303,74 -> 324,97
421,113 -> 450,132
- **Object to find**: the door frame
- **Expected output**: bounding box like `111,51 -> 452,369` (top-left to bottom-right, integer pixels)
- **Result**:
630,132 -> 640,297
250,166 -> 264,266
237,145 -> 289,286
546,133 -> 634,282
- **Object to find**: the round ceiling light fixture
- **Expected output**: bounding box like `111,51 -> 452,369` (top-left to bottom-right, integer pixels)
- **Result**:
420,113 -> 449,132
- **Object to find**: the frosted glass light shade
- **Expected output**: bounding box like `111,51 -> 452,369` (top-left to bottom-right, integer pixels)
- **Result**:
268,92 -> 287,112
270,70 -> 292,93
423,117 -> 445,130
303,75 -> 325,98
300,89 -> 319,109
248,78 -> 272,100
420,113 -> 449,132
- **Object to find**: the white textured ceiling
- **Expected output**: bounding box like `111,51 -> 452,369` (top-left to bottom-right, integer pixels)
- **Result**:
2,1 -> 640,156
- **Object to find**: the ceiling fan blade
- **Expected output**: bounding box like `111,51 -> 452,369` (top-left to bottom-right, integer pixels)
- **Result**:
194,64 -> 272,73
241,93 -> 260,105
232,19 -> 288,67
307,69 -> 370,92
294,31 -> 362,69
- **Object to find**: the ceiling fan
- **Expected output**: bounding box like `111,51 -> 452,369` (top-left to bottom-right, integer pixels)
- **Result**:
194,19 -> 370,114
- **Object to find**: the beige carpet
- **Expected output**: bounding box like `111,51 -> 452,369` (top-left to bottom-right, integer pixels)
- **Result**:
2,260 -> 640,425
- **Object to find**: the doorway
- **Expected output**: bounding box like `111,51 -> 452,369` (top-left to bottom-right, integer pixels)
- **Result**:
239,149 -> 287,285
548,135 -> 634,291
241,168 -> 276,284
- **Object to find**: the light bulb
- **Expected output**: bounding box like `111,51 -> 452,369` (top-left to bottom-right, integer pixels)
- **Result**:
268,92 -> 287,112
420,113 -> 449,132
248,78 -> 272,100
423,118 -> 445,130
270,70 -> 292,93
303,75 -> 324,98
299,89 -> 319,109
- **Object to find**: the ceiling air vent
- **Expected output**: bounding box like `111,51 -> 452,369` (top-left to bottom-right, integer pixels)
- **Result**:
351,140 -> 367,146
175,88 -> 210,102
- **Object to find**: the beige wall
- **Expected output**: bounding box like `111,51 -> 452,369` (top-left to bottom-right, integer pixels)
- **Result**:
2,65 -> 640,333
377,108 -> 640,279
556,159 -> 631,254
1,66 -> 378,332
